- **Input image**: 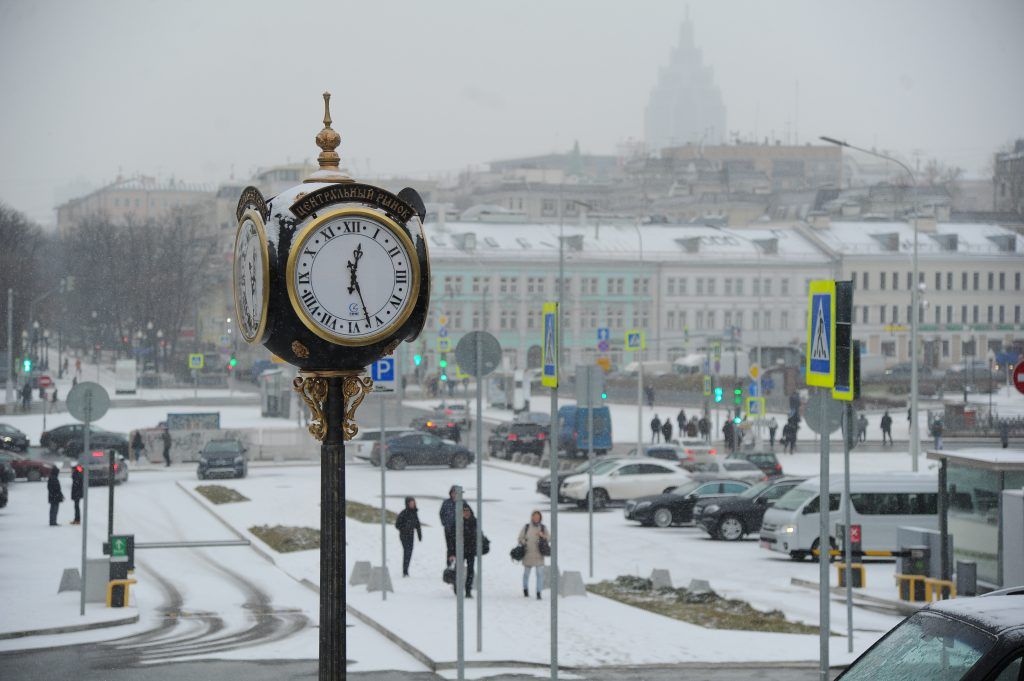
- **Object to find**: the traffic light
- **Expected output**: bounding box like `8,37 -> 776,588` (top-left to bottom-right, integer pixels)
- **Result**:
733,415 -> 742,424
733,388 -> 742,406
713,387 -> 723,403
22,358 -> 31,373
229,354 -> 237,369
600,390 -> 608,400
413,354 -> 422,367
439,354 -> 448,382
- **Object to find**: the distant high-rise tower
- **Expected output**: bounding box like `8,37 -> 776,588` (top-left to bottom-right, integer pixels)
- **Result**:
644,18 -> 726,154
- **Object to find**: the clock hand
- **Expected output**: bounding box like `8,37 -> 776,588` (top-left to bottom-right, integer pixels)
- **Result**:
352,278 -> 372,327
346,243 -> 364,294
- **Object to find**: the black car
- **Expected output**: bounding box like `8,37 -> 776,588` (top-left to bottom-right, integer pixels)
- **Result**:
536,457 -> 620,502
0,424 -> 29,452
727,451 -> 783,478
624,479 -> 751,527
836,587 -> 1024,680
372,432 -> 473,470
490,422 -> 549,459
40,424 -> 129,458
694,476 -> 806,541
197,439 -> 248,479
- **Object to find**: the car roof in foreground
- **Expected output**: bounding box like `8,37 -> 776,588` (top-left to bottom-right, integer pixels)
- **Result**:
924,590 -> 1024,636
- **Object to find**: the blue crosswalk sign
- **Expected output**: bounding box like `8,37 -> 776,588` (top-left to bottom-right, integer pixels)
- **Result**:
597,327 -> 610,342
371,357 -> 396,390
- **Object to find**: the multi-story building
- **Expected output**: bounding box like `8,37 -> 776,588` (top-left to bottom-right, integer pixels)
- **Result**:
660,143 -> 843,192
801,217 -> 1024,365
56,175 -> 213,237
994,139 -> 1024,217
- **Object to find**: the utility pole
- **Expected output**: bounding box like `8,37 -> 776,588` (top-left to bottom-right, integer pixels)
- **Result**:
5,289 -> 13,407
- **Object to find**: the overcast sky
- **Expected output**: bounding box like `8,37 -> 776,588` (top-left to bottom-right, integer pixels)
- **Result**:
1,0 -> 1022,225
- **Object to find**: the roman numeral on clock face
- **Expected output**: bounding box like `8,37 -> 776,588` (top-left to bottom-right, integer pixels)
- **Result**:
395,270 -> 408,283
387,246 -> 400,258
389,295 -> 402,309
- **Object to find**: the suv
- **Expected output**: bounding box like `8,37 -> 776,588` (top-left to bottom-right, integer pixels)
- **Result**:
197,439 -> 248,479
625,445 -> 685,462
694,476 -> 806,540
41,425 -> 129,458
372,431 -> 473,470
490,422 -> 549,458
728,451 -> 783,478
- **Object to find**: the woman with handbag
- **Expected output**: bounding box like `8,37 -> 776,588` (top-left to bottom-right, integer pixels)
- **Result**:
516,510 -> 550,600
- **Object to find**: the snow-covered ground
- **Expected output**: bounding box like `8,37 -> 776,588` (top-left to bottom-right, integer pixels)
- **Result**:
184,461 -> 906,668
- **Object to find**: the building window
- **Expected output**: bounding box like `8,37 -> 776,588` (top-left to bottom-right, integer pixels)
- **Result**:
987,306 -> 994,323
707,311 -> 715,328
472,276 -> 486,293
764,311 -> 772,329
946,306 -> 952,325
500,277 -> 509,294
942,340 -> 950,358
862,272 -> 869,290
934,272 -> 941,291
541,199 -> 556,216
881,341 -> 895,358
962,305 -> 968,323
707,278 -> 716,295
667,278 -> 676,296
667,310 -> 675,330
972,306 -> 979,323
443,275 -> 463,295
962,272 -> 968,290
893,272 -> 899,290
893,306 -> 899,324
880,272 -> 887,290
1016,306 -> 1021,324
724,278 -> 733,296
472,308 -> 482,329
781,311 -> 789,330
988,272 -> 995,290
906,272 -> 913,289
734,311 -> 742,328
735,278 -> 743,296
850,272 -> 856,289
780,278 -> 789,296
862,306 -> 870,324
946,272 -> 952,290
696,278 -> 704,295
763,279 -> 772,296
973,272 -> 980,290
879,306 -> 886,324
752,310 -> 760,330
724,311 -> 732,328
453,310 -> 463,329
999,306 -> 1005,324
999,272 -> 1005,291
1016,272 -> 1021,291
934,307 -> 940,324
679,278 -> 688,296
696,310 -> 704,330
751,278 -> 759,296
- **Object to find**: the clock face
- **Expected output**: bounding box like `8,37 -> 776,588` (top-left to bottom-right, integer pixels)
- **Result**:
232,210 -> 269,343
287,208 -> 418,346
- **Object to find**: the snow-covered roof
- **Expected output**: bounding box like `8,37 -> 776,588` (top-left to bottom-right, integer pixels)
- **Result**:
927,448 -> 1024,470
810,221 -> 1022,258
426,222 -> 829,264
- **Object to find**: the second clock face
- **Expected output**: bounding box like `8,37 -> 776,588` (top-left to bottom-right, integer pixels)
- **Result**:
233,211 -> 269,344
288,209 -> 417,345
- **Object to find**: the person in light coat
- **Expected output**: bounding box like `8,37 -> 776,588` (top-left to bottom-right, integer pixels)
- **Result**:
517,510 -> 550,600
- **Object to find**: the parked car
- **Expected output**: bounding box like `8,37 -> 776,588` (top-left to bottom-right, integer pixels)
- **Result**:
679,438 -> 717,459
559,458 -> 692,510
40,425 -> 129,458
625,479 -> 751,527
0,451 -> 56,481
536,457 -> 622,502
490,422 -> 549,458
197,439 -> 248,479
836,587 -> 1024,680
684,458 -> 764,483
760,473 -> 938,561
0,477 -> 7,508
410,416 -> 461,441
727,451 -> 783,478
371,431 -> 473,470
0,424 -> 29,452
351,427 -> 416,462
694,476 -> 807,541
85,450 -> 129,485
433,403 -> 471,430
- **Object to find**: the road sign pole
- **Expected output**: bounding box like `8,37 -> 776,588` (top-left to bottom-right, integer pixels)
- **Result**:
843,401 -> 853,653
587,366 -> 594,579
818,388 -> 830,680
380,390 -> 387,602
475,333 -> 483,653
637,349 -> 643,452
80,406 -> 91,617
108,447 -> 115,543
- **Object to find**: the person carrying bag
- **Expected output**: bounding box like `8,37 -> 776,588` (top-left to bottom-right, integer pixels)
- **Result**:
515,510 -> 550,600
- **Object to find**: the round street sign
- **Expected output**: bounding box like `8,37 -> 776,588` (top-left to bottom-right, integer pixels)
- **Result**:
804,393 -> 844,435
749,364 -> 760,380
454,331 -> 502,378
38,375 -> 54,389
66,381 -> 111,423
1014,362 -> 1024,395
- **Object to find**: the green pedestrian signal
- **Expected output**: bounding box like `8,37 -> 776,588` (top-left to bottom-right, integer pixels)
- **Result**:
733,388 -> 742,406
600,391 -> 608,400
439,357 -> 447,368
229,354 -> 237,368
733,416 -> 742,424
22,358 -> 31,373
413,354 -> 423,366
713,387 -> 723,403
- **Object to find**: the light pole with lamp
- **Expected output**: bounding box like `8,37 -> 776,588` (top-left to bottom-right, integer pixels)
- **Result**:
42,330 -> 50,370
821,136 -> 921,471
633,220 -> 645,456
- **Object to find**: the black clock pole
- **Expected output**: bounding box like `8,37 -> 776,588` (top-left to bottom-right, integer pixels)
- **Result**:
322,375 -> 346,680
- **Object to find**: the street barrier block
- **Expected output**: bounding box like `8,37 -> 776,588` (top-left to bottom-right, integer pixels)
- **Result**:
688,579 -> 713,595
559,570 -> 587,597
367,566 -> 393,593
58,568 -> 81,593
350,561 -> 372,586
512,453 -> 522,464
650,569 -> 673,590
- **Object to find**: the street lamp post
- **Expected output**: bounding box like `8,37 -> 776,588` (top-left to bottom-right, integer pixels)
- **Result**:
821,136 -> 921,471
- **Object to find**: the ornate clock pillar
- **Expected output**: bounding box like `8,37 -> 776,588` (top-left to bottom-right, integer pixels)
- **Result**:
232,92 -> 430,680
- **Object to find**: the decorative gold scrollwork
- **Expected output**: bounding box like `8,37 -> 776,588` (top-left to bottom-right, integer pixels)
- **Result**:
341,374 -> 374,440
293,375 -> 328,441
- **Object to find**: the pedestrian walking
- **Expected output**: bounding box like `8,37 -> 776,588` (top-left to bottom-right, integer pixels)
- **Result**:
131,431 -> 145,464
516,510 -> 550,600
63,357 -> 69,377
75,357 -> 82,376
650,414 -> 662,443
644,385 -> 655,408
676,409 -> 687,434
686,416 -> 698,438
661,419 -> 673,444
455,503 -> 478,597
21,382 -> 32,411
699,415 -> 710,442
857,414 -> 868,443
768,417 -> 778,448
161,427 -> 172,467
999,421 -> 1009,448
723,420 -> 735,453
51,388 -> 58,406
70,464 -> 83,525
881,410 -> 893,446
72,376 -> 78,388
785,415 -> 800,454
47,466 -> 64,526
931,418 -> 944,450
440,485 -> 458,559
395,496 -> 422,577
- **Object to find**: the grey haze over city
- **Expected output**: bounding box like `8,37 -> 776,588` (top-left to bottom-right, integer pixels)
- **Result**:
1,0 -> 1022,225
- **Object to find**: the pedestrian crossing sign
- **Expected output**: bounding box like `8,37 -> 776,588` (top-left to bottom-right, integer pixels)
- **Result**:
541,302 -> 558,388
703,375 -> 712,396
806,280 -> 836,388
625,329 -> 645,352
745,397 -> 765,418
188,353 -> 204,370
437,337 -> 451,352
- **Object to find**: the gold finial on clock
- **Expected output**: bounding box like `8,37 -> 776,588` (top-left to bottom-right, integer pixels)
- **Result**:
306,91 -> 353,183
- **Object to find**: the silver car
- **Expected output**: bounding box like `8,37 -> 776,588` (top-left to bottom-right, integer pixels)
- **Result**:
686,458 -> 764,484
86,449 -> 129,485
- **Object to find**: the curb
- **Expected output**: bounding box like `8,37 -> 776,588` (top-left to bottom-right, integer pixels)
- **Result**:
174,481 -> 279,566
0,612 -> 140,641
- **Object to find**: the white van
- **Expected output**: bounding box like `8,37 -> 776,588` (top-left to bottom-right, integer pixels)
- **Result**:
759,473 -> 938,560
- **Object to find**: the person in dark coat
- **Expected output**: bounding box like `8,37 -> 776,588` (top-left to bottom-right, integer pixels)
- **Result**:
661,419 -> 673,444
131,431 -> 145,463
698,415 -> 710,442
440,486 -> 458,559
880,411 -> 893,445
21,382 -> 32,411
723,420 -> 735,452
644,385 -> 655,408
47,466 -> 64,526
456,503 -> 478,597
161,428 -> 172,467
395,497 -> 422,577
70,464 -> 84,525
676,409 -> 687,434
650,414 -> 661,443
1000,421 -> 1010,448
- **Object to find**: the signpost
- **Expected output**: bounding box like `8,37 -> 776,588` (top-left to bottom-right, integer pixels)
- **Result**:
541,302 -> 559,680
66,381 -> 110,617
576,365 -> 604,579
454,330 -> 501,653
188,353 -> 203,398
625,329 -> 645,459
371,358 -> 395,603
